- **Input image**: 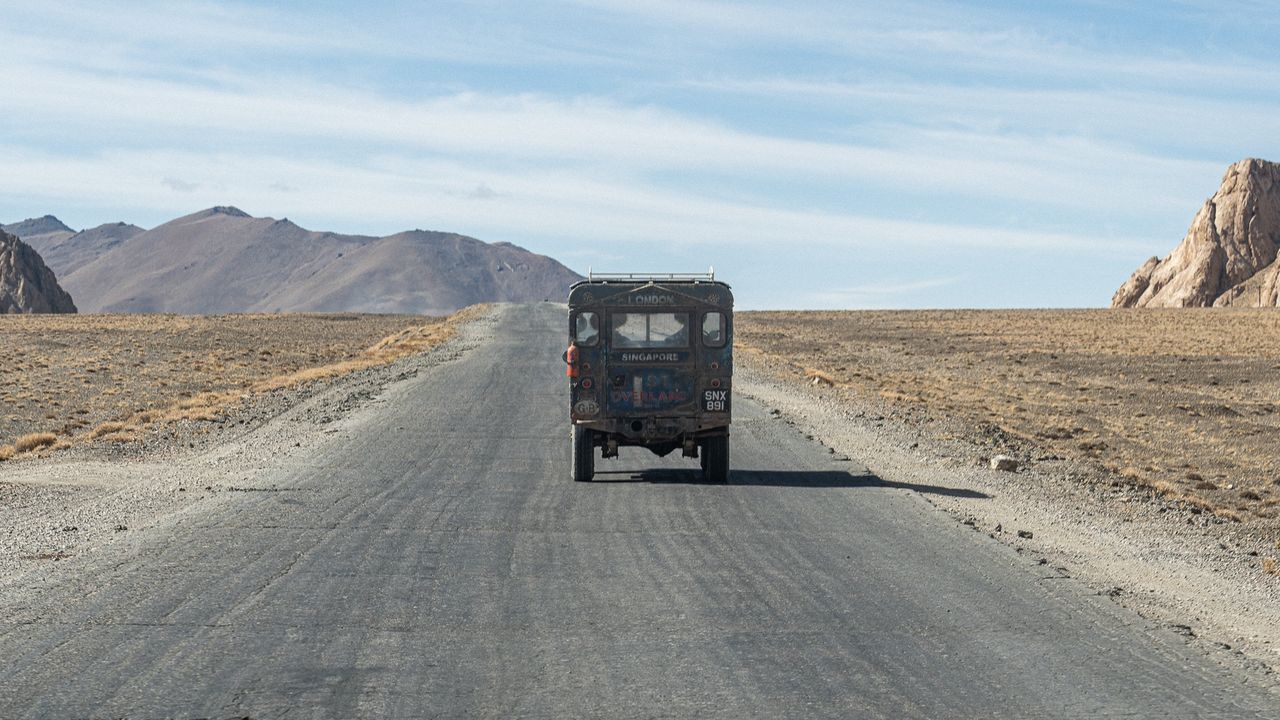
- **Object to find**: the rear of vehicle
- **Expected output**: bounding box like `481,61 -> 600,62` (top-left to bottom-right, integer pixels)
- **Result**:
566,273 -> 733,482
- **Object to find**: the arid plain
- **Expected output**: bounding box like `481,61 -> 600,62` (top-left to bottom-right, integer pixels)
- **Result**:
8,305 -> 1279,532
0,311 -> 464,460
738,308 -> 1280,530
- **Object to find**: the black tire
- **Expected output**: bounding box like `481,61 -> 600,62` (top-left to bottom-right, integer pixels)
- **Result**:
572,426 -> 595,482
702,434 -> 729,483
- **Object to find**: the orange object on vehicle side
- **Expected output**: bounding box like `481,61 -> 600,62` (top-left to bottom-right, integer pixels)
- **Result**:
565,343 -> 579,378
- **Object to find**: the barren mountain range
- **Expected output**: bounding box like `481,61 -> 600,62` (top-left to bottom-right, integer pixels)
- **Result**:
4,207 -> 581,314
0,229 -> 77,314
1113,157 -> 1280,308
3,218 -> 146,277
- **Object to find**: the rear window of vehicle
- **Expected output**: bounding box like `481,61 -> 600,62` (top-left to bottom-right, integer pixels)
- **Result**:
574,311 -> 599,346
702,312 -> 726,347
611,312 -> 689,348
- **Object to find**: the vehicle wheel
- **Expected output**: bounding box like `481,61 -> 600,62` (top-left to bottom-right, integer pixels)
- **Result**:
702,434 -> 729,483
572,426 -> 595,482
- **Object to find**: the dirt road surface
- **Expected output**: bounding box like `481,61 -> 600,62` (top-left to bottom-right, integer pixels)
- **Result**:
0,304 -> 1276,718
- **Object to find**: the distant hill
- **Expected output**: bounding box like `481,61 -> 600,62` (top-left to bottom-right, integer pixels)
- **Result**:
3,215 -> 76,264
30,222 -> 145,277
2,215 -> 73,239
0,229 -> 77,314
1113,158 -> 1280,307
7,206 -> 581,314
4,216 -> 146,277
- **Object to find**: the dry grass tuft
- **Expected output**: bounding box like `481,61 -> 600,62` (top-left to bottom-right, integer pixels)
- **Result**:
14,432 -> 58,453
176,391 -> 225,410
1117,466 -> 1144,483
253,306 -> 484,393
1214,508 -> 1245,523
155,391 -> 242,423
98,430 -> 138,443
1263,557 -> 1278,575
255,361 -> 365,392
0,445 -> 14,461
803,368 -> 837,387
880,389 -> 925,404
89,422 -> 127,439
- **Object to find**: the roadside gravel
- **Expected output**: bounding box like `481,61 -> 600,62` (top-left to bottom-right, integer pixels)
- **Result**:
0,306 -> 500,584
737,355 -> 1280,679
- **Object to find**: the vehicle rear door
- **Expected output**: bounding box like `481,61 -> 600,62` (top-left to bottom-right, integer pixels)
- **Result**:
604,310 -> 699,415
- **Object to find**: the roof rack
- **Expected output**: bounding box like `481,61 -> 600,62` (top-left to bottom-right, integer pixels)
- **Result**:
586,267 -> 716,283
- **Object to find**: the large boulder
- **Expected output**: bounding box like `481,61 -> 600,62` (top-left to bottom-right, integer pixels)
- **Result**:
0,229 -> 77,314
1112,158 -> 1280,308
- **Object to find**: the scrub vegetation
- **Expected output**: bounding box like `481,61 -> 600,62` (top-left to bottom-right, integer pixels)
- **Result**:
738,308 -> 1280,526
0,308 -> 479,460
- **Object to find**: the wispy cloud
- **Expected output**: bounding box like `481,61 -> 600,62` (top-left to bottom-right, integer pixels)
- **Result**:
686,77 -> 1280,149
0,145 -> 1157,256
801,277 -> 960,308
573,0 -> 1280,90
161,177 -> 200,193
466,184 -> 502,200
2,1 -> 1253,224
0,56 -> 1223,222
0,0 -> 626,78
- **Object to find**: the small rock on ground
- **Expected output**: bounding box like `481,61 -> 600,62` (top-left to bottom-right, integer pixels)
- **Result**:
991,455 -> 1019,472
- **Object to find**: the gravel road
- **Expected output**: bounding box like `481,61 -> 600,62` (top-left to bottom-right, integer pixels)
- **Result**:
0,303 -> 1277,718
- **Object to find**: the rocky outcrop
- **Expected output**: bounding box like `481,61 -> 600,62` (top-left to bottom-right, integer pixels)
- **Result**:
1113,158 -> 1280,307
0,230 -> 77,313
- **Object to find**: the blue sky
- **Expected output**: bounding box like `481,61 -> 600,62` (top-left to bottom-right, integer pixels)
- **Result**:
2,1 -> 1278,309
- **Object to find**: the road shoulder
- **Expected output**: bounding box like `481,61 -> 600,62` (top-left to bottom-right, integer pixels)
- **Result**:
0,305 -> 502,584
737,356 -> 1280,682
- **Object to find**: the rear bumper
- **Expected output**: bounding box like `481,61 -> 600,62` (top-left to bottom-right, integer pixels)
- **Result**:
575,415 -> 729,445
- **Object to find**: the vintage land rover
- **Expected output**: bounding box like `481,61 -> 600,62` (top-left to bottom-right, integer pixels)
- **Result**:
565,272 -> 733,482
